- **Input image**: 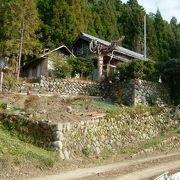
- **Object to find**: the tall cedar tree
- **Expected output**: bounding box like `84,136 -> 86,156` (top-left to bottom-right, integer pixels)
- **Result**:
0,0 -> 41,57
0,0 -> 179,66
119,0 -> 145,53
38,0 -> 90,48
88,0 -> 121,41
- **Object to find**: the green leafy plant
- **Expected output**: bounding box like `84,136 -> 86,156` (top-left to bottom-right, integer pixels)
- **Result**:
115,59 -> 158,82
49,52 -> 72,78
5,74 -> 16,90
82,148 -> 91,156
68,56 -> 95,78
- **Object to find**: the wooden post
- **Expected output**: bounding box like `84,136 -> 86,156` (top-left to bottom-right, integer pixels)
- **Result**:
0,71 -> 3,92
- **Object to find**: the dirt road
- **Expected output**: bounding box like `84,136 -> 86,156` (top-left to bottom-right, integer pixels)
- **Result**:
114,160 -> 180,180
29,152 -> 180,180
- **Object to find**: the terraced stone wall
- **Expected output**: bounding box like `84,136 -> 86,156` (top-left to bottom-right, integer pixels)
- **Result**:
107,79 -> 170,106
51,107 -> 174,160
10,77 -> 170,106
0,107 -> 176,160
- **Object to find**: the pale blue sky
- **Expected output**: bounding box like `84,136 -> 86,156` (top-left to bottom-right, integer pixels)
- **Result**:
121,0 -> 180,23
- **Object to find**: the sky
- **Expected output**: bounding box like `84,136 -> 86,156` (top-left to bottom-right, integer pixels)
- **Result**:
121,0 -> 180,23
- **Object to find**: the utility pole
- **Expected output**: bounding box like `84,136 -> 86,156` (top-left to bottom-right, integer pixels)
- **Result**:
17,20 -> 24,82
144,15 -> 147,61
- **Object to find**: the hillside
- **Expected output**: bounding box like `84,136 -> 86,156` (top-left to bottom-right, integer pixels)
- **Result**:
0,0 -> 179,65
0,116 -> 179,180
0,93 -> 179,179
0,122 -> 59,179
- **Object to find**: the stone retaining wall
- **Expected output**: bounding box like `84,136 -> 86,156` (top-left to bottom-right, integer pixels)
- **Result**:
9,77 -> 170,106
15,76 -> 106,96
107,79 -> 170,105
0,107 -> 174,160
0,113 -> 54,149
53,107 -> 173,160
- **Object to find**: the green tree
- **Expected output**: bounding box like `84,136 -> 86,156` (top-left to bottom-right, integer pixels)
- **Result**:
146,14 -> 159,60
116,59 -> 158,81
119,0 -> 145,53
0,0 -> 41,76
170,17 -> 180,59
89,0 -> 121,41
154,10 -> 170,61
161,59 -> 180,105
68,56 -> 95,78
38,0 -> 90,48
49,52 -> 72,78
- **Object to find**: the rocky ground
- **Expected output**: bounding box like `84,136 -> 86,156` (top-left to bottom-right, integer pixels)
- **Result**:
0,93 -> 116,123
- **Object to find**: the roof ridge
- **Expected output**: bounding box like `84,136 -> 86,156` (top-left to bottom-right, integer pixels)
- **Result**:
80,32 -> 145,60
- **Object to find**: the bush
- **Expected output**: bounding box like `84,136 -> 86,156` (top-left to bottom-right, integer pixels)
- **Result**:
5,73 -> 16,90
115,59 -> 158,82
68,56 -> 95,78
160,59 -> 180,105
49,52 -> 72,78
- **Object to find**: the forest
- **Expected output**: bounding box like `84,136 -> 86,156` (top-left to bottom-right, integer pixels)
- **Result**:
0,0 -> 179,65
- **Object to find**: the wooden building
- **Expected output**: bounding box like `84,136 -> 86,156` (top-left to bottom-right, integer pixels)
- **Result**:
73,32 -> 145,79
23,45 -> 74,78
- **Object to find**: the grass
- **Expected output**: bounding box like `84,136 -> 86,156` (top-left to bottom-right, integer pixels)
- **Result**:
0,123 -> 59,169
71,98 -> 120,112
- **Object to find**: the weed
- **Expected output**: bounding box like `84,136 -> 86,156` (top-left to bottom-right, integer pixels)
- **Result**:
5,74 -> 16,90
12,106 -> 23,111
82,148 -> 91,156
24,95 -> 41,112
101,151 -> 114,160
143,139 -> 161,149
14,94 -> 24,100
172,126 -> 180,134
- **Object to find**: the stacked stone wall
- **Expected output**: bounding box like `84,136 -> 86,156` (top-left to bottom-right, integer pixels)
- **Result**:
107,79 -> 170,106
0,107 -> 175,160
5,77 -> 170,106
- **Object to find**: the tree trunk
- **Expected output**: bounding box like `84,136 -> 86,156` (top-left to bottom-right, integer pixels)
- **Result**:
97,55 -> 103,82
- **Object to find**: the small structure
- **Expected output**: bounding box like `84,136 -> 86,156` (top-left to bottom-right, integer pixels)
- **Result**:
22,45 -> 74,78
73,32 -> 146,80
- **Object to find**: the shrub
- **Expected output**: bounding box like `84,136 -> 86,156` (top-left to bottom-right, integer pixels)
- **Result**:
82,148 -> 90,156
68,56 -> 95,78
5,74 -> 16,90
24,95 -> 41,113
115,59 -> 158,82
49,52 -> 72,78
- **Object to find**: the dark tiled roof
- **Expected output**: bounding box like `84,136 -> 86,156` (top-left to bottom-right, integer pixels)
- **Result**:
79,32 -> 145,60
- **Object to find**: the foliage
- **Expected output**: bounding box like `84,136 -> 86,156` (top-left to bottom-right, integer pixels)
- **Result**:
82,148 -> 91,156
115,59 -> 158,81
49,52 -> 72,78
5,73 -> 16,90
0,0 -> 41,66
68,56 -> 95,78
0,0 -> 179,69
160,59 -> 180,105
37,0 -> 90,48
24,95 -> 41,113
